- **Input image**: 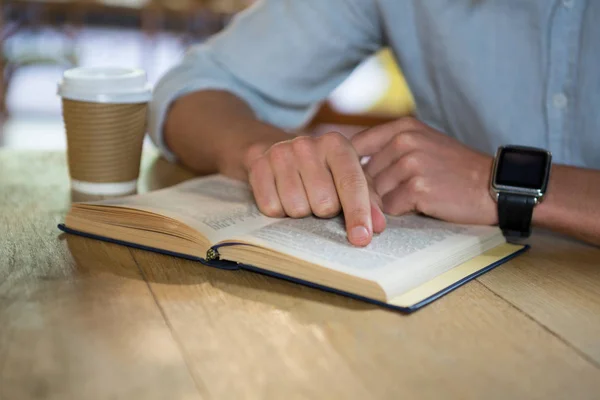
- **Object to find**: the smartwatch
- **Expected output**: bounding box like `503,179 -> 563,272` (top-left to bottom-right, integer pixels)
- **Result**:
490,145 -> 552,239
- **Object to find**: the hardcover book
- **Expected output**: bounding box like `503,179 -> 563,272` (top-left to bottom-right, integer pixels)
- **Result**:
59,175 -> 526,312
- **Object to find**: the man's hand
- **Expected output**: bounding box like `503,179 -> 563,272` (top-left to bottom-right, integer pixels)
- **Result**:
244,132 -> 386,247
352,117 -> 496,225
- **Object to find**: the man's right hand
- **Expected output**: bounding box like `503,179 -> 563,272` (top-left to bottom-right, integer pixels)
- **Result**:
243,132 -> 386,247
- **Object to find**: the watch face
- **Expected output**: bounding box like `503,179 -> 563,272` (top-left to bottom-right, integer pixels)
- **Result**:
495,147 -> 550,190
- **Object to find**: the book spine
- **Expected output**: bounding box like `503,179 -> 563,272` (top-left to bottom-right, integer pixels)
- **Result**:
208,243 -> 253,260
204,243 -> 253,270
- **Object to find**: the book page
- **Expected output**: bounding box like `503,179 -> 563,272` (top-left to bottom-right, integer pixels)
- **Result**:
93,176 -> 278,244
231,214 -> 502,291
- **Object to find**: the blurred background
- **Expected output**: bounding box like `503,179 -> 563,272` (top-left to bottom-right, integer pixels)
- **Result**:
0,0 -> 414,150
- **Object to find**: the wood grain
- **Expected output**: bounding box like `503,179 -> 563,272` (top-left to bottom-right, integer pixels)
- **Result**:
478,232 -> 600,364
0,151 -> 201,400
132,248 -> 600,400
2,150 -> 600,399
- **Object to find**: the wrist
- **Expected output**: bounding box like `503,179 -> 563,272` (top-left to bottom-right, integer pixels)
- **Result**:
480,156 -> 499,225
531,164 -> 562,228
530,165 -> 600,246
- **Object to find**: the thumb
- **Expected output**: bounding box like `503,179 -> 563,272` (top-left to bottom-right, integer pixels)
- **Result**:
365,172 -> 386,234
371,200 -> 387,234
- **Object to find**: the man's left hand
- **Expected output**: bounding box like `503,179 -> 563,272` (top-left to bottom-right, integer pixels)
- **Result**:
351,117 -> 497,225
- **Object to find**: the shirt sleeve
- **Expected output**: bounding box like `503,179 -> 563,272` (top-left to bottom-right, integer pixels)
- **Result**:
149,0 -> 383,161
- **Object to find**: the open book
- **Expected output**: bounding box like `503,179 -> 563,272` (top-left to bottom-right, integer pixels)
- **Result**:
59,175 -> 526,312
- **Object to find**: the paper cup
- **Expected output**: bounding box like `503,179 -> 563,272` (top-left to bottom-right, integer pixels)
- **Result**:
58,67 -> 152,196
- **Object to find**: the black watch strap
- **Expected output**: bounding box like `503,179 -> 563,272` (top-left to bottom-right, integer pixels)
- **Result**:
497,193 -> 536,238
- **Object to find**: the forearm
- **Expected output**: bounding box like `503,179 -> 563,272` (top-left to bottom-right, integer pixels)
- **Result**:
164,90 -> 292,181
533,165 -> 600,246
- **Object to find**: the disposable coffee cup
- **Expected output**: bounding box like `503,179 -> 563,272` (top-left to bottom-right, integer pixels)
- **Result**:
58,67 -> 152,196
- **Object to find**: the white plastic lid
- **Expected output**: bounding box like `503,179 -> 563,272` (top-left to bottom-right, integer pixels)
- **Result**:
58,67 -> 152,104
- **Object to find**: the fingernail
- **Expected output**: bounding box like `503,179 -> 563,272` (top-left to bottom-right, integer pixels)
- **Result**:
350,226 -> 370,244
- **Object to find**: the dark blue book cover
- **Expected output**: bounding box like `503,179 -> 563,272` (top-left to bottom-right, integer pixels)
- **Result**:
58,224 -> 527,313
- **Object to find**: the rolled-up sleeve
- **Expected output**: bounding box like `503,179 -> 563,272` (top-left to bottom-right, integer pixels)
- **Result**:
149,0 -> 383,161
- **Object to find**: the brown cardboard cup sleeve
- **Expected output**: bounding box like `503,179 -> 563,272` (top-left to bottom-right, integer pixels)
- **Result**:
58,67 -> 152,196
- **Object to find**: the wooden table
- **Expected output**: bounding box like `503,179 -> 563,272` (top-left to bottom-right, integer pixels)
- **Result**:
1,149 -> 600,400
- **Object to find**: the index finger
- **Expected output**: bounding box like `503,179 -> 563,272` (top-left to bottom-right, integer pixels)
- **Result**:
352,117 -> 423,156
351,123 -> 398,157
322,135 -> 373,247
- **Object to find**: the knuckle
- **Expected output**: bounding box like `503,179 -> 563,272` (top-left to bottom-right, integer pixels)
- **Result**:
287,203 -> 311,219
320,131 -> 347,149
398,152 -> 422,173
260,202 -> 284,218
337,172 -> 366,192
313,197 -> 341,218
268,142 -> 292,165
348,206 -> 371,222
393,132 -> 418,150
407,176 -> 429,195
291,136 -> 316,158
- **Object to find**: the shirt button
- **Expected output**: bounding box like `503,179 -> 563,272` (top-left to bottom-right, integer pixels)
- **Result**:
563,0 -> 575,8
553,93 -> 568,109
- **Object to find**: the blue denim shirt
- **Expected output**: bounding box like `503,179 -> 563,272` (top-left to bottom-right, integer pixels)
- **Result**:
150,0 -> 600,168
